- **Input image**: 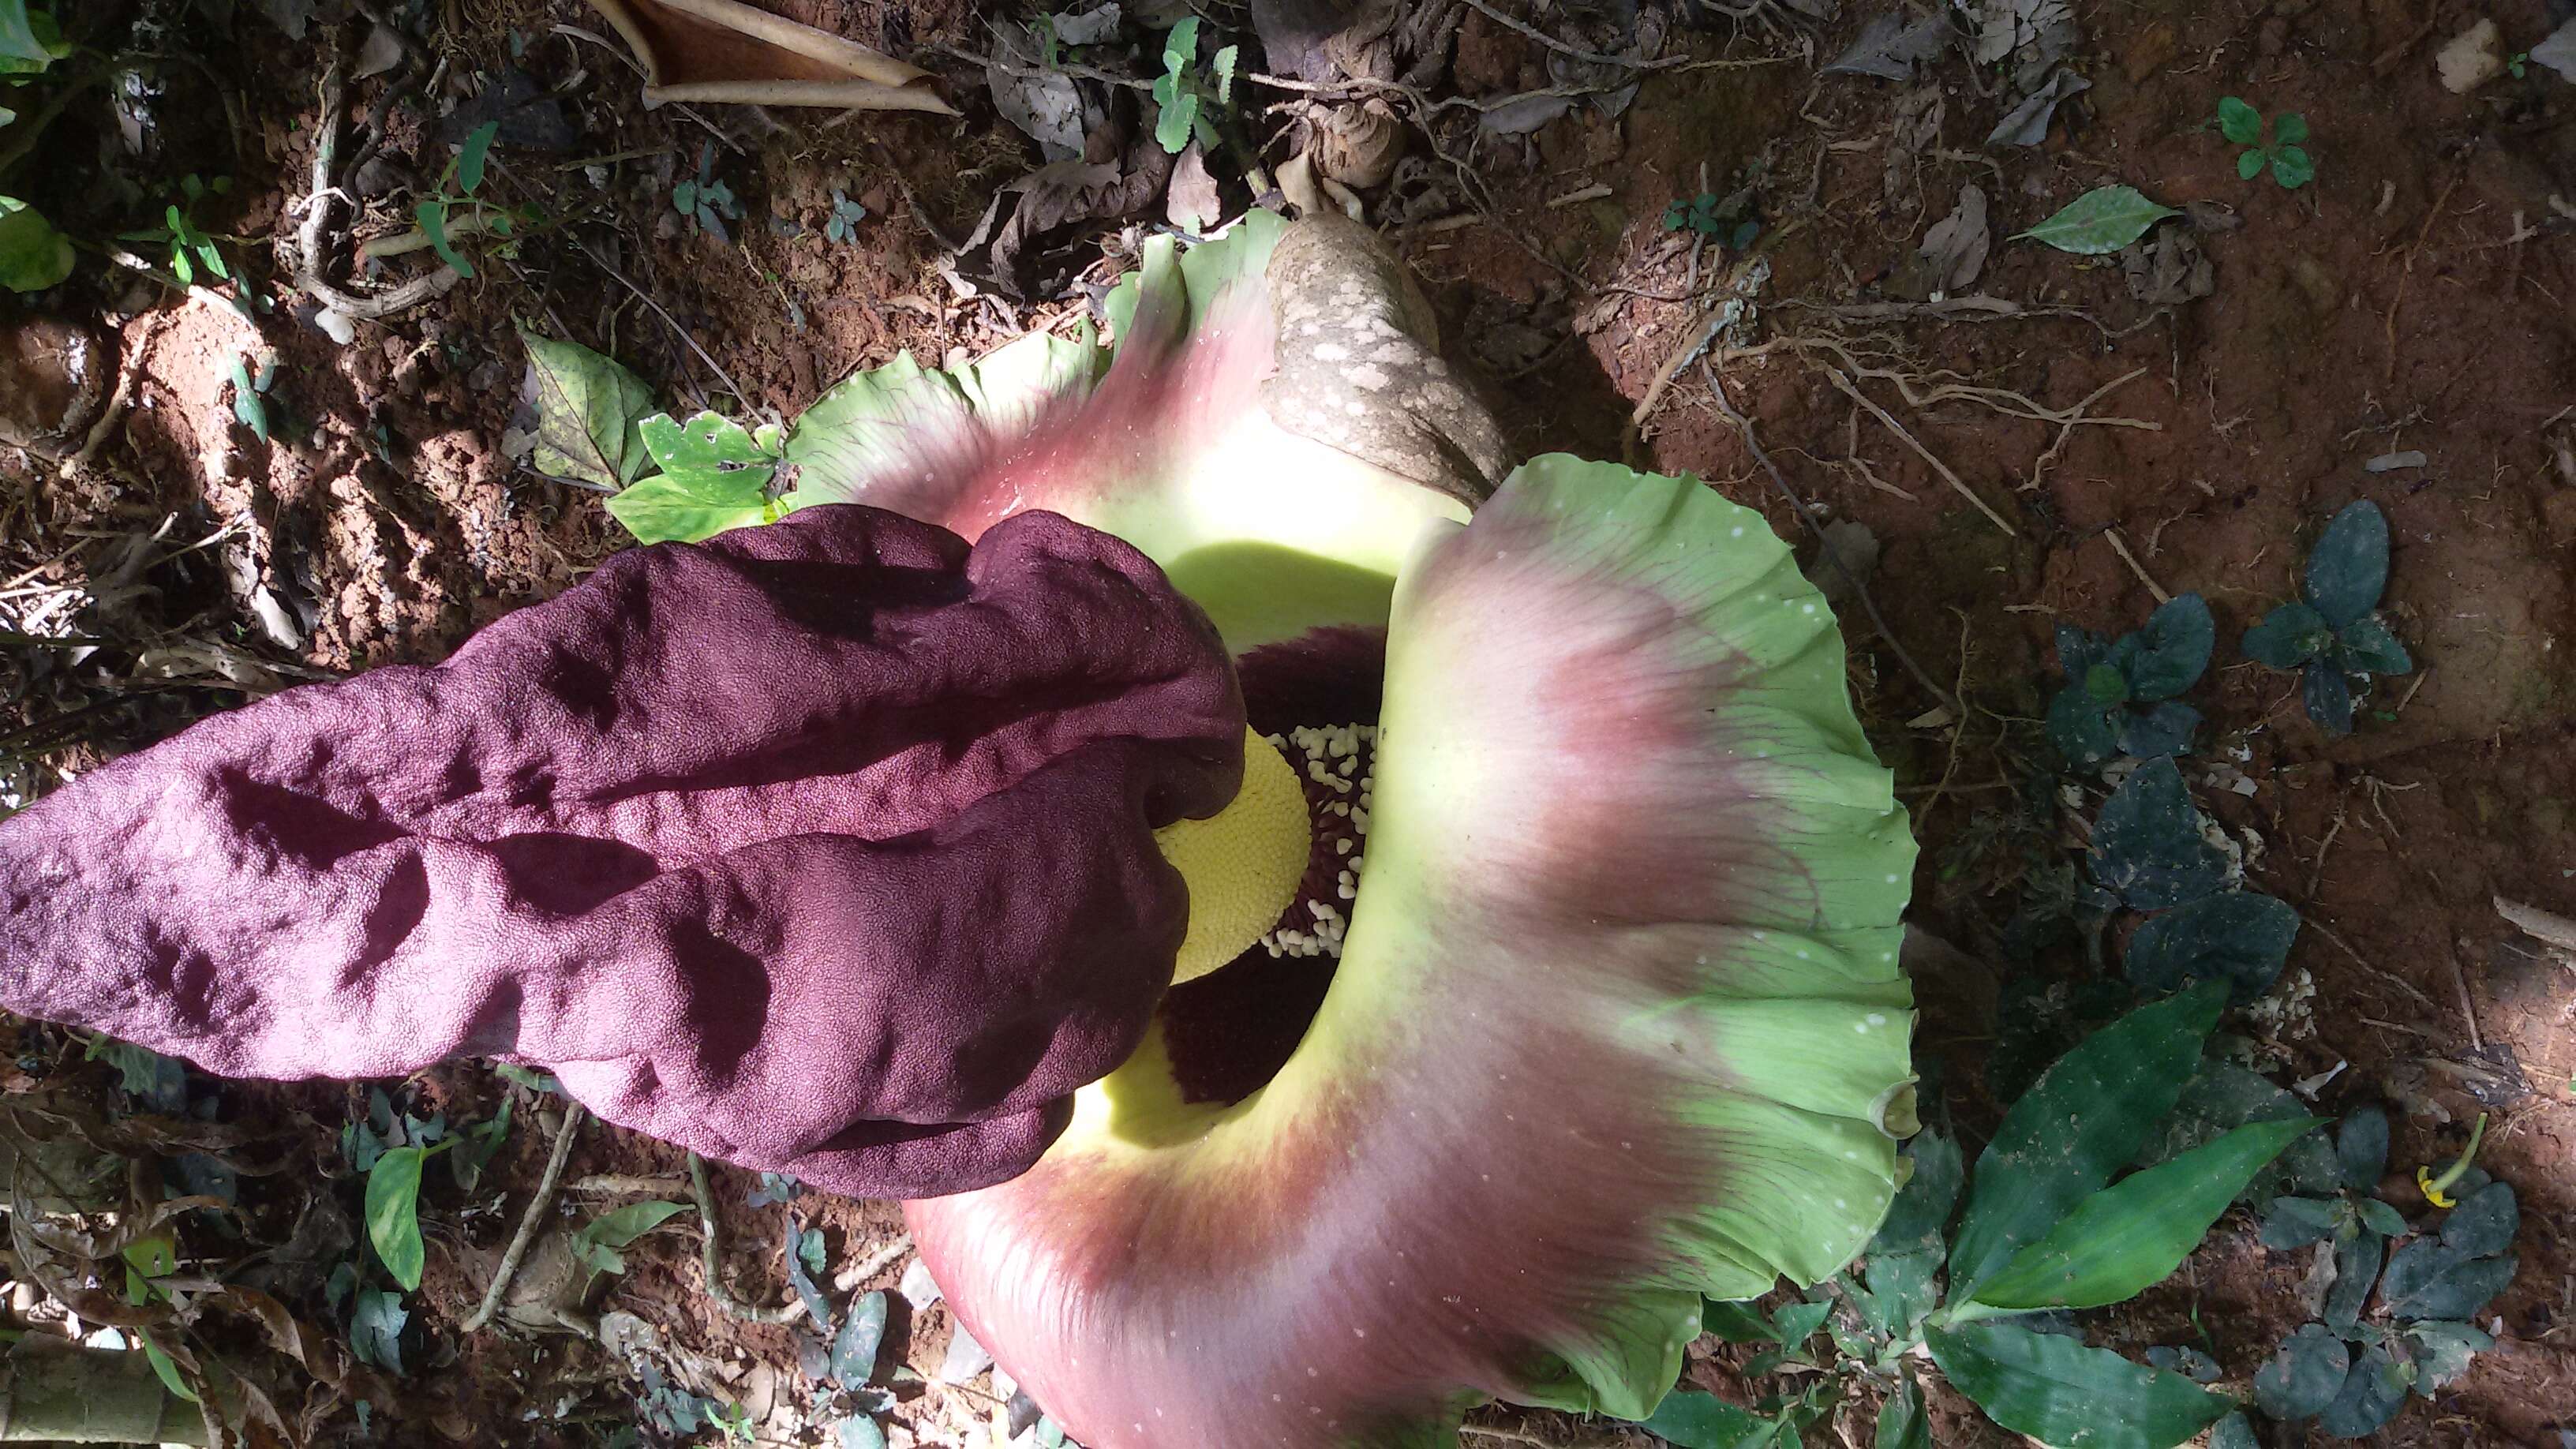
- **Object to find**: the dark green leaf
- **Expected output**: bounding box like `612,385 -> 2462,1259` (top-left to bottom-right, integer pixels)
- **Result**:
2304,500 -> 2391,627
2140,1058 -> 2338,1197
2124,891 -> 2299,1002
577,1200 -> 692,1256
2243,601 -> 2332,668
457,120 -> 499,196
2256,1324 -> 2350,1419
2117,701 -> 2200,761
416,199 -> 473,279
2401,1320 -> 2491,1395
227,358 -> 271,443
2047,686 -> 2121,769
350,1289 -> 408,1375
140,1334 -> 200,1403
2126,594 -> 2215,700
2383,1240 -> 2516,1321
1873,1368 -> 1929,1449
605,474 -> 772,545
2337,1106 -> 2391,1189
2303,661 -> 2355,736
1857,1245 -> 1944,1339
2332,616 -> 2413,676
1641,1389 -> 1768,1447
365,1147 -> 431,1291
1770,1300 -> 1833,1346
451,1096 -> 513,1192
1925,1322 -> 2231,1449
2217,97 -> 2264,144
0,197 -> 74,293
2317,1343 -> 2406,1437
520,328 -> 659,489
2209,1410 -> 2260,1449
1968,1117 -> 2320,1310
2237,148 -> 2267,182
2261,1196 -> 2340,1251
836,1416 -> 888,1449
2357,1198 -> 2408,1238
2012,185 -> 2181,256
2085,662 -> 2132,706
2271,147 -> 2316,189
2440,1181 -> 2517,1258
2090,758 -> 2230,910
2324,1228 -> 2384,1331
831,1291 -> 888,1383
1701,1299 -> 1778,1342
785,1218 -> 834,1329
2057,624 -> 2112,680
1948,981 -> 2226,1296
1877,1129 -> 1964,1248
2273,113 -> 2309,145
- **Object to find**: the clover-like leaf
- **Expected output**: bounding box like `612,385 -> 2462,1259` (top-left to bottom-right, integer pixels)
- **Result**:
2243,601 -> 2333,668
2123,890 -> 2297,1002
2381,1237 -> 2521,1321
2271,147 -> 2316,189
2057,623 -> 2113,680
2273,113 -> 2310,146
2013,185 -> 2181,256
2255,1324 -> 2350,1420
2304,500 -> 2391,627
2303,660 -> 2357,735
2090,758 -> 2230,911
2237,149 -> 2266,182
2357,1198 -> 2408,1238
2333,616 -> 2413,676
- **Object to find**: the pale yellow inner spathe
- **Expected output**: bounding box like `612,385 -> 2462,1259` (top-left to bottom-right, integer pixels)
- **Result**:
1152,727 -> 1310,984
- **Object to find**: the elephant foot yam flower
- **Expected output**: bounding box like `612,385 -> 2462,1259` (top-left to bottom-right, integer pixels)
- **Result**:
0,504 -> 1245,1200
745,211 -> 1919,1446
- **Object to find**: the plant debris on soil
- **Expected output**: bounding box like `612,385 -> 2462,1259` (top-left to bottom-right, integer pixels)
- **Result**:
3,0 -> 2575,1445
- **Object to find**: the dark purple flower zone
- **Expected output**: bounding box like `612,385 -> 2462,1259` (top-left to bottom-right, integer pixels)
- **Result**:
0,504 -> 1245,1198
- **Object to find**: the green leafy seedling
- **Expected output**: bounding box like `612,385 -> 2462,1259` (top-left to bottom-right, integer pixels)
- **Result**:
672,140 -> 743,241
2048,593 -> 2215,771
569,1199 -> 695,1283
417,120 -> 509,279
2014,184 -> 2180,255
2240,500 -> 2411,736
1661,193 -> 1760,250
227,353 -> 277,443
365,1136 -> 460,1291
2217,96 -> 2314,189
825,187 -> 869,245
1151,18 -> 1238,154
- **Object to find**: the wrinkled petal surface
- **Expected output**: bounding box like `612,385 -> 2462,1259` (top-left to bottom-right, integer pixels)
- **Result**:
910,459 -> 1915,1445
0,505 -> 1243,1198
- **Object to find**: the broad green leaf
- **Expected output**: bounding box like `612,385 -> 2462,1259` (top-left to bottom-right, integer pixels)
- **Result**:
2271,146 -> 2316,189
1769,1300 -> 1833,1346
1874,1368 -> 1929,1449
2116,701 -> 2199,760
2323,1227 -> 2383,1331
0,197 -> 73,292
571,1199 -> 691,1279
2337,1105 -> 2391,1189
417,199 -> 473,279
2332,616 -> 2412,676
2140,1058 -> 2341,1200
2381,1239 -> 2516,1321
2254,1324 -> 2348,1420
2357,1198 -> 2408,1238
2302,659 -> 2355,735
831,1290 -> 889,1383
2046,685 -> 2121,769
2401,1320 -> 2491,1395
2056,623 -> 2111,680
2216,96 -> 2263,144
1876,1129 -> 1964,1247
2440,1181 -> 2517,1258
2260,1196 -> 2339,1250
2273,113 -> 2309,145
2125,593 -> 2215,700
2236,148 -> 2266,182
1640,1389 -> 1767,1448
638,410 -> 778,502
2084,662 -> 2131,706
2089,758 -> 2229,910
785,1219 -> 833,1328
458,120 -> 499,195
1948,981 -> 2225,1297
366,1146 -> 431,1291
2316,1343 -> 2406,1437
519,328 -> 659,489
2209,1411 -> 2259,1449
836,1416 -> 888,1449
2303,500 -> 2390,627
1969,1117 -> 2320,1309
2242,601 -> 2331,668
350,1288 -> 408,1374
1700,1298 -> 1777,1342
2123,890 -> 2298,1002
606,474 -> 771,545
1213,42 -> 1238,103
1924,1321 -> 2230,1449
2012,185 -> 2180,256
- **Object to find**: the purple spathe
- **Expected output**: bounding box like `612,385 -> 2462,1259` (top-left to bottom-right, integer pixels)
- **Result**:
0,503 -> 1244,1198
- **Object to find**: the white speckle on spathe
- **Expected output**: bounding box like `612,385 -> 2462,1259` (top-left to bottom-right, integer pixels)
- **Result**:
1731,526 -> 1745,537
1835,1198 -> 1848,1209
1866,1013 -> 1889,1026
1885,873 -> 1901,884
1855,1021 -> 1871,1034
1802,602 -> 1818,616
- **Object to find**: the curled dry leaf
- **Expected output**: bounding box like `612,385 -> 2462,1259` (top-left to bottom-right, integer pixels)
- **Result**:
581,0 -> 955,112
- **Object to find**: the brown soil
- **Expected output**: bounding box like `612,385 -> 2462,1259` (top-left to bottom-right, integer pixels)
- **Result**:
2,0 -> 2574,1445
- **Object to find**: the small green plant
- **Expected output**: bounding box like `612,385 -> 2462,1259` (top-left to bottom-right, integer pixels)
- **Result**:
2094,758 -> 2301,1002
1151,17 -> 1238,154
1648,983 -> 2322,1449
824,187 -> 868,244
416,119 -> 505,279
2252,1110 -> 2516,1440
2508,50 -> 2529,79
2241,500 -> 2411,736
672,140 -> 743,240
226,351 -> 277,442
0,194 -> 72,292
1661,192 -> 1759,249
2217,97 -> 2314,189
121,173 -> 237,286
2047,593 -> 2215,771
569,1198 -> 694,1284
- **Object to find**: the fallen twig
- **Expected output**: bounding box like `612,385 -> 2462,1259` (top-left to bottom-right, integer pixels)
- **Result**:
2102,527 -> 2170,604
1818,365 -> 2017,537
459,1101 -> 587,1334
688,1151 -> 807,1324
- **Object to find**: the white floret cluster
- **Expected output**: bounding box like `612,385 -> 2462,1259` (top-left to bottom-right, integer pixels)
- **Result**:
1256,722 -> 1376,960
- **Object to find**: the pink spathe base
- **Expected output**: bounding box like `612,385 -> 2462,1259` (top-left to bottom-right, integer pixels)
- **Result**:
0,504 -> 1243,1199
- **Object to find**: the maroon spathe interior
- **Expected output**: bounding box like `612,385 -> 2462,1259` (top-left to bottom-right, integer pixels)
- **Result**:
1156,624 -> 1386,1103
